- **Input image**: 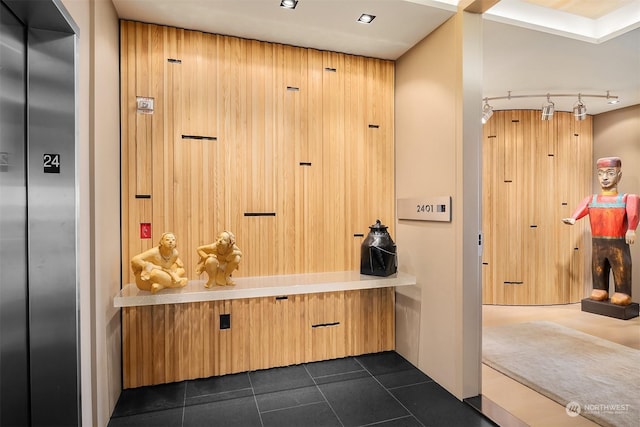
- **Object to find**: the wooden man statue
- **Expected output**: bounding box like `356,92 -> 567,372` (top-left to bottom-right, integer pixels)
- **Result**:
563,157 -> 639,306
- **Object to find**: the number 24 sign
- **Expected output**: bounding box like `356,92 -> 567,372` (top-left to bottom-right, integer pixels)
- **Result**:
43,153 -> 61,174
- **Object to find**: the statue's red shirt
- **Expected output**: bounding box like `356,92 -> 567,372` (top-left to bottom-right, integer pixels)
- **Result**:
570,193 -> 640,238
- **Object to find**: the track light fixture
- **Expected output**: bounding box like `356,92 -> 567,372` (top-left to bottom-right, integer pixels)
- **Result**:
606,90 -> 620,104
573,95 -> 587,121
541,94 -> 554,121
481,99 -> 493,124
481,91 -> 619,123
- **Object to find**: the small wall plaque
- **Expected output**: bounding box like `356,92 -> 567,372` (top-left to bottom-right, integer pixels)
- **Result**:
140,223 -> 151,239
136,96 -> 154,114
397,196 -> 451,222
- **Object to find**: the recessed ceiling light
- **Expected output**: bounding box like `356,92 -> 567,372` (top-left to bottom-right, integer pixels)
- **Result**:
280,0 -> 298,10
357,14 -> 375,24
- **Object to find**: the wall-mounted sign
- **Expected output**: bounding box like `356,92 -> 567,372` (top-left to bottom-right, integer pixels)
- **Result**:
140,223 -> 152,239
43,153 -> 60,173
397,196 -> 451,222
136,96 -> 154,114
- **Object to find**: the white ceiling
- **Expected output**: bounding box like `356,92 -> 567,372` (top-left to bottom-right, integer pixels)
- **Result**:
112,0 -> 640,115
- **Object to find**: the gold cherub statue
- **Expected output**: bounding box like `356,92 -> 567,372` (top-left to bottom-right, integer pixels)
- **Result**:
130,232 -> 188,293
196,231 -> 242,287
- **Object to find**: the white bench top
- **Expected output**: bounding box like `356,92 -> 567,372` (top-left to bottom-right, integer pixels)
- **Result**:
114,270 -> 417,307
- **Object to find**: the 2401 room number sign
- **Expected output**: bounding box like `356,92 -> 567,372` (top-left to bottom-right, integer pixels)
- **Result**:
397,196 -> 452,222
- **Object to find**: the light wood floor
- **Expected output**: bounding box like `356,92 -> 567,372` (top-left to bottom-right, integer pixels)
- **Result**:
481,303 -> 640,427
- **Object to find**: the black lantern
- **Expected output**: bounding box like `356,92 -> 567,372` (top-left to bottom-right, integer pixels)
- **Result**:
360,219 -> 397,277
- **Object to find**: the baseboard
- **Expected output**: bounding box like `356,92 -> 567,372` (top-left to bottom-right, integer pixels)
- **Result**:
464,394 -> 529,427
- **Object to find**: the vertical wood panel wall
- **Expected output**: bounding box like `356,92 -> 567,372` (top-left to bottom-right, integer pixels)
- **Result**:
120,21 -> 395,284
123,288 -> 395,388
120,22 -> 396,388
482,110 -> 592,305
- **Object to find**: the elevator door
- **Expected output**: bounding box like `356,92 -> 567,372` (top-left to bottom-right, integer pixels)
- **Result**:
0,3 -> 30,425
1,1 -> 80,425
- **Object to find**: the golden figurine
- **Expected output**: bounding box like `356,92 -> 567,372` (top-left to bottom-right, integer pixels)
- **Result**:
131,232 -> 188,293
196,231 -> 242,287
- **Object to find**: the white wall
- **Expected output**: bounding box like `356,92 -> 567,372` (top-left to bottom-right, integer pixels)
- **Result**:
593,105 -> 640,302
59,0 -> 121,425
395,9 -> 483,400
92,0 -> 122,422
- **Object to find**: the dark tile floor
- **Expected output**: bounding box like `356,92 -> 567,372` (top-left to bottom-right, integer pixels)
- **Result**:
109,351 -> 496,427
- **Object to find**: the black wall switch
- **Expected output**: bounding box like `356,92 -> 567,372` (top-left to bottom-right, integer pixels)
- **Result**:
220,314 -> 231,330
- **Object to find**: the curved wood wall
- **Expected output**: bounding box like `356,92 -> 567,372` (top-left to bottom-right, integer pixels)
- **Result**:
482,110 -> 592,305
120,21 -> 395,285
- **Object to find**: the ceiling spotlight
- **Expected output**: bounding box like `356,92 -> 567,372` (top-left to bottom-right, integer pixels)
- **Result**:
280,0 -> 298,10
481,100 -> 493,124
357,14 -> 376,24
541,95 -> 554,120
606,90 -> 620,104
573,95 -> 587,121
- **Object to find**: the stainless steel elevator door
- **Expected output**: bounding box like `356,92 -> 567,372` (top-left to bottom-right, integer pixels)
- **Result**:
1,1 -> 80,425
0,3 -> 30,426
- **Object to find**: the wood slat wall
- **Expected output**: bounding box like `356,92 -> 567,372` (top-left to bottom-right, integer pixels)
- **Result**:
120,21 -> 395,284
120,21 -> 396,388
123,288 -> 395,388
482,110 -> 592,305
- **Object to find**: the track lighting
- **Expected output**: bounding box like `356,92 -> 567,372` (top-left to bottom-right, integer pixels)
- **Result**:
606,90 -> 620,104
481,99 -> 493,124
573,95 -> 587,121
482,91 -> 619,122
541,95 -> 554,120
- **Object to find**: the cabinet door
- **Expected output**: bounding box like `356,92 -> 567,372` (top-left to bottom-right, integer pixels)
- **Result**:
345,288 -> 395,355
270,295 -> 307,366
246,295 -> 307,371
307,291 -> 346,361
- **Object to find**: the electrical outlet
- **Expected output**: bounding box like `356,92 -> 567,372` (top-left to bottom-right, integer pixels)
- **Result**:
220,314 -> 231,330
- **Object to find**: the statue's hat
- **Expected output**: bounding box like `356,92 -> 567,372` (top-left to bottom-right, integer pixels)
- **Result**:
596,157 -> 621,168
